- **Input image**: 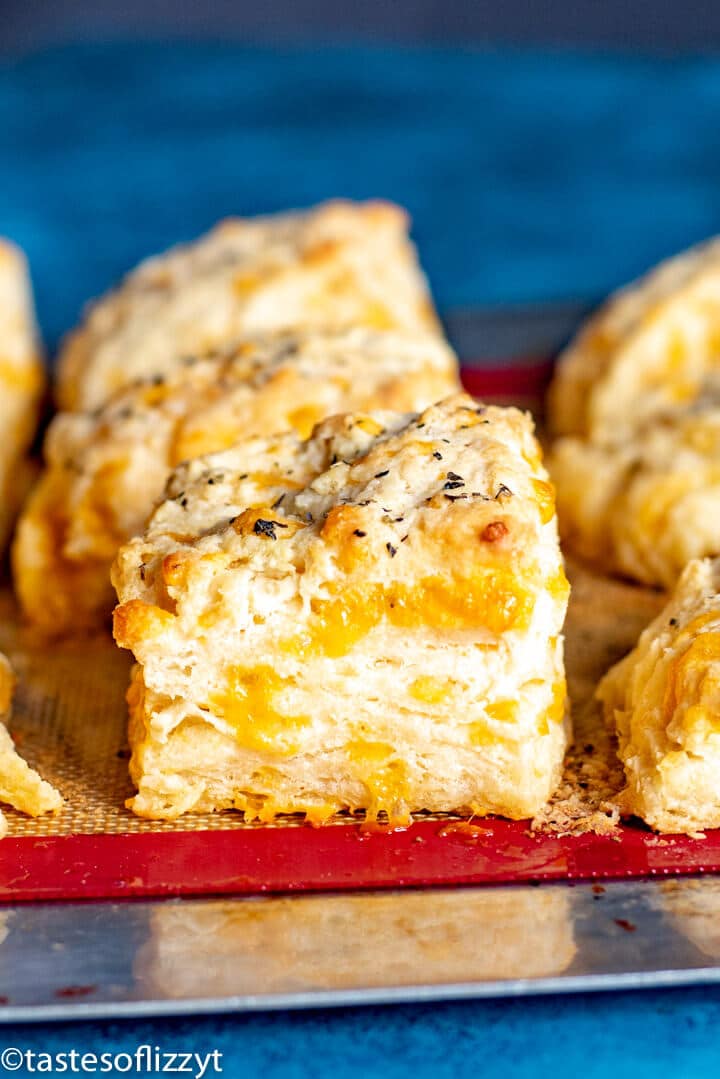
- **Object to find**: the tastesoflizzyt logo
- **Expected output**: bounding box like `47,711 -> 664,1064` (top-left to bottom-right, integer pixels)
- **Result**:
0,1045 -> 223,1075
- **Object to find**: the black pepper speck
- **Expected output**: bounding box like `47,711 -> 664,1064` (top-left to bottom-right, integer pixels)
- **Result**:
253,519 -> 288,540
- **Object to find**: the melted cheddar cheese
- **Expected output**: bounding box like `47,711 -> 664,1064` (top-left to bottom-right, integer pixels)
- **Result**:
531,478 -> 557,525
0,357 -> 43,393
286,404 -> 326,439
345,739 -> 410,823
409,676 -> 450,704
663,629 -> 720,728
208,664 -> 310,753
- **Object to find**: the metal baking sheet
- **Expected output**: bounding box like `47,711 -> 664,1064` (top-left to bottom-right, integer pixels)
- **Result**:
3,876 -> 720,1022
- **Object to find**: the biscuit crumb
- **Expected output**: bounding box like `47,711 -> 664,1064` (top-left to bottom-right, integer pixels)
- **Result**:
533,559 -> 663,837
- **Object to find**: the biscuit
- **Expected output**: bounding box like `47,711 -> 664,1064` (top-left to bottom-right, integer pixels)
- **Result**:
56,200 -> 441,412
0,241 -> 44,553
112,394 -> 570,823
14,328 -> 460,633
0,653 -> 63,836
549,410 -> 720,588
598,557 -> 720,833
547,237 -> 720,443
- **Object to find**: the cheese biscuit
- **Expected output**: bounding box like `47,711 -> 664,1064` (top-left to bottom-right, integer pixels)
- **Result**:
56,200 -> 442,412
112,394 -> 570,823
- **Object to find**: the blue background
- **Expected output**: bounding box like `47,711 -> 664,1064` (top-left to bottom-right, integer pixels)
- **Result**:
2,42 -> 720,351
3,38 -> 720,1072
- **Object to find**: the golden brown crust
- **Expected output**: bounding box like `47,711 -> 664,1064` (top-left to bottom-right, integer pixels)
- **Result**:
56,201 -> 442,412
113,394 -> 570,823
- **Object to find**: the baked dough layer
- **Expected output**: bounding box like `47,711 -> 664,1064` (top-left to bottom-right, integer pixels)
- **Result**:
0,241 -> 44,553
112,394 -> 570,823
14,328 -> 459,634
547,237 -> 720,443
56,200 -> 441,412
598,557 -> 720,833
0,653 -> 63,836
549,410 -> 720,589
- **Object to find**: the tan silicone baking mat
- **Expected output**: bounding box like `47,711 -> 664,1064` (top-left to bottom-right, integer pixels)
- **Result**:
0,560 -> 664,839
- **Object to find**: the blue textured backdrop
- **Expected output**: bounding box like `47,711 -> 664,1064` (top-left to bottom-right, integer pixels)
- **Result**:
3,40 -> 720,1071
2,41 -> 720,350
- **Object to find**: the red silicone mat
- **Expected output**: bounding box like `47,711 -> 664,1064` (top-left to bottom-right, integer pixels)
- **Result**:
3,819 -> 719,903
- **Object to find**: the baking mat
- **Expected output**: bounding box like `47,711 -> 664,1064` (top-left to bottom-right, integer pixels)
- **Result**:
0,357 -> 716,902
